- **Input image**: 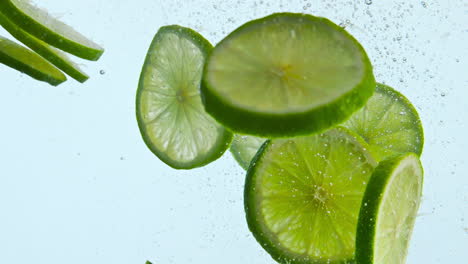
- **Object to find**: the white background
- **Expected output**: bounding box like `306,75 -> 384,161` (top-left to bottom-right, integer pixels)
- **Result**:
0,0 -> 467,263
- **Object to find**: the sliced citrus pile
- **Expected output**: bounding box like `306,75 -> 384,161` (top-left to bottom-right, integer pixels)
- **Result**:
0,0 -> 103,85
135,13 -> 425,264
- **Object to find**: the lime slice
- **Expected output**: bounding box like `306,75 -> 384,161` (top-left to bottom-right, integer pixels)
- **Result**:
0,35 -> 66,86
230,134 -> 266,170
342,83 -> 424,161
356,153 -> 423,264
0,0 -> 103,61
245,127 -> 377,263
136,25 -> 233,169
202,13 -> 375,137
0,12 -> 88,82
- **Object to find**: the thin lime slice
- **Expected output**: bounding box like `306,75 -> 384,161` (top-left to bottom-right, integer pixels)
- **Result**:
342,83 -> 424,161
245,127 -> 377,263
0,35 -> 66,86
0,0 -> 103,61
356,153 -> 423,264
0,12 -> 88,82
230,134 -> 266,170
136,25 -> 233,169
202,13 -> 375,137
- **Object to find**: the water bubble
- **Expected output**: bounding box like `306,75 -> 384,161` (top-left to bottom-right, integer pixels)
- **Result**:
421,1 -> 427,8
365,0 -> 372,5
440,92 -> 446,97
100,69 -> 105,75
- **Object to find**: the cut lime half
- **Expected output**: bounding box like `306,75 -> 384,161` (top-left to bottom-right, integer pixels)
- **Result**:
0,35 -> 66,86
342,83 -> 424,161
230,134 -> 266,170
356,153 -> 423,264
202,13 -> 375,137
0,0 -> 103,60
0,12 -> 88,82
136,25 -> 232,169
245,127 -> 377,263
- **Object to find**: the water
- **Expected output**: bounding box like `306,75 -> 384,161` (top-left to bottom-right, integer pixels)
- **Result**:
0,0 -> 467,263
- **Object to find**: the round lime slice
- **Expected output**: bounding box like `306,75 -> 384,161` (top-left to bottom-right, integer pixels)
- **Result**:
342,83 -> 424,161
245,127 -> 377,263
202,13 -> 375,137
0,35 -> 66,86
230,134 -> 266,170
356,153 -> 423,264
0,0 -> 103,61
0,12 -> 88,82
136,25 -> 232,169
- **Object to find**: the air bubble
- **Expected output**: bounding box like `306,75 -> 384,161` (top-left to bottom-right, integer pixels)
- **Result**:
100,70 -> 105,75
365,0 -> 372,5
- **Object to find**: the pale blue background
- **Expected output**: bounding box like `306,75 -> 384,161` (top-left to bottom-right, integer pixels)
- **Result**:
0,0 -> 467,263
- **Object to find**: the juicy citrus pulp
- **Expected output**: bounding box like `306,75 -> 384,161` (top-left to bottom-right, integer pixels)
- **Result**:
343,83 -> 424,161
245,127 -> 376,263
356,153 -> 423,264
136,25 -> 232,169
202,13 -> 375,137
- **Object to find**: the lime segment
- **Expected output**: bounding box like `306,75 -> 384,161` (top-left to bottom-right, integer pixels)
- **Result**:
0,12 -> 88,82
342,83 -> 424,161
230,134 -> 266,170
136,25 -> 232,169
202,13 -> 375,137
0,35 -> 66,86
245,127 -> 376,263
0,0 -> 103,60
356,153 -> 423,264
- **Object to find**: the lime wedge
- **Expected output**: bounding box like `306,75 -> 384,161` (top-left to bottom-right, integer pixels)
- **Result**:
0,0 -> 103,61
202,13 -> 375,137
0,35 -> 66,86
342,83 -> 424,161
230,134 -> 266,170
136,25 -> 233,169
245,127 -> 376,263
0,12 -> 88,82
356,153 -> 423,264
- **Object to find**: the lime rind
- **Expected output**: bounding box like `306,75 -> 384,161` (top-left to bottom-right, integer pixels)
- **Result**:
342,83 -> 424,161
0,12 -> 89,82
136,25 -> 233,169
0,35 -> 66,86
356,153 -> 423,264
245,127 -> 377,263
0,0 -> 103,60
202,13 -> 375,138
